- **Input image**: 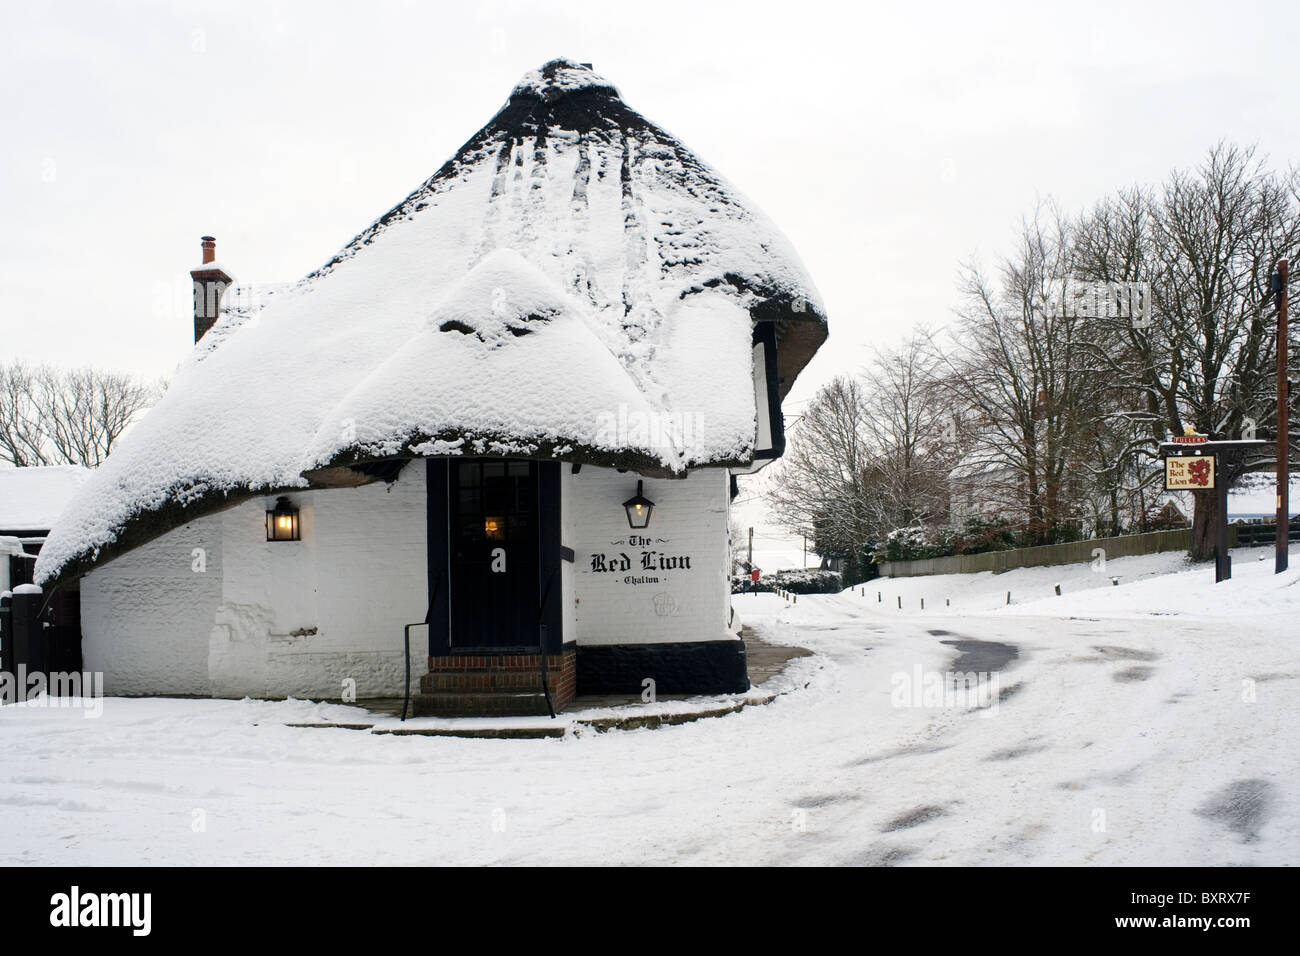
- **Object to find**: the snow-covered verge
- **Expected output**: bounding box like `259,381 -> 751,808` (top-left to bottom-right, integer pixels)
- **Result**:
864,543 -> 1298,617
2,545 -> 1295,865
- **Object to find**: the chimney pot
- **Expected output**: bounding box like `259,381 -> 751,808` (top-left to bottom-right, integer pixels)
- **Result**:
191,235 -> 230,343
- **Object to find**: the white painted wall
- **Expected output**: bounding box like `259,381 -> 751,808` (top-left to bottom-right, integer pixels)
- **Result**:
210,463 -> 428,699
81,514 -> 224,695
80,459 -> 736,698
569,466 -> 733,646
83,462 -> 428,698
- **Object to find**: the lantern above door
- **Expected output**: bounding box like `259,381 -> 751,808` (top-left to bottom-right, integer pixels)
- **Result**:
266,497 -> 300,542
622,480 -> 654,529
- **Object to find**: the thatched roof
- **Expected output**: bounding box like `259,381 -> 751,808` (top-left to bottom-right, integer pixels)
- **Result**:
37,59 -> 827,587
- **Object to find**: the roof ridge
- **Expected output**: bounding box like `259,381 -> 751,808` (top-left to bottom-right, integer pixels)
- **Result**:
509,59 -> 619,104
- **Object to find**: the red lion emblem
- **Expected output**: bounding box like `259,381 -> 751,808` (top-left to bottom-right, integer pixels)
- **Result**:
1187,459 -> 1211,486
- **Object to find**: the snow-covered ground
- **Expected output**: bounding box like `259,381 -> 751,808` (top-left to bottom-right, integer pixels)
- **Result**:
2,545 -> 1296,866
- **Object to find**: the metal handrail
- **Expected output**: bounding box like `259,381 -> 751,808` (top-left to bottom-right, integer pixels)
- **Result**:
400,578 -> 440,722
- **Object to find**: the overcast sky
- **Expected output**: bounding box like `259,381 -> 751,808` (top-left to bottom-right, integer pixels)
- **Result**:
3,0 -> 1298,413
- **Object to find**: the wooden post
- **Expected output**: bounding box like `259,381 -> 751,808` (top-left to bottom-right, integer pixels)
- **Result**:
0,592 -> 12,677
10,585 -> 45,696
1216,454 -> 1231,583
1277,259 -> 1290,574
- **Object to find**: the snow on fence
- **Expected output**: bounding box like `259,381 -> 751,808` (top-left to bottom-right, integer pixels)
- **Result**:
875,528 -> 1232,578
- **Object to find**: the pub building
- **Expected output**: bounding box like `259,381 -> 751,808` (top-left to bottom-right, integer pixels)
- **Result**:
34,60 -> 828,715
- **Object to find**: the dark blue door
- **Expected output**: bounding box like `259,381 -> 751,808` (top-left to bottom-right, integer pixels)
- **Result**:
448,459 -> 540,649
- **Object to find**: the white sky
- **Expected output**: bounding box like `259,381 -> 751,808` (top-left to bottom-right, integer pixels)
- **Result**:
3,0 -> 1298,414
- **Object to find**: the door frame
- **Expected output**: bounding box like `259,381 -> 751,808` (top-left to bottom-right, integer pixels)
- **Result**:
426,458 -> 562,657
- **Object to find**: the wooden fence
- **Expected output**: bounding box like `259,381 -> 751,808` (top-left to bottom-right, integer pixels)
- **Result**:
875,527 -> 1237,578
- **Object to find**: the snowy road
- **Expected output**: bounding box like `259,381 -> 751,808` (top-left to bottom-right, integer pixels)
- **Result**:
2,552 -> 1297,866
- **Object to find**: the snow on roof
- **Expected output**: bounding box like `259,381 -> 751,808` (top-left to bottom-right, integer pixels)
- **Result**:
36,59 -> 827,586
187,282 -> 293,367
511,61 -> 618,101
0,466 -> 92,531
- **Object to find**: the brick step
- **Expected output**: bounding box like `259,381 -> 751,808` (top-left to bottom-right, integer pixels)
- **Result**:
419,671 -> 550,693
411,691 -> 555,717
426,655 -> 564,670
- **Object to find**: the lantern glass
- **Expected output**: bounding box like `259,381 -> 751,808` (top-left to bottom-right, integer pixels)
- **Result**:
622,480 -> 655,529
266,497 -> 300,542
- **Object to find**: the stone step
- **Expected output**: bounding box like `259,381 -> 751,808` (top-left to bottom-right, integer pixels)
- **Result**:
411,691 -> 555,717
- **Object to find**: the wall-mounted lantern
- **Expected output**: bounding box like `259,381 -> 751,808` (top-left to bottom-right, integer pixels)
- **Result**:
622,480 -> 655,529
266,497 -> 300,542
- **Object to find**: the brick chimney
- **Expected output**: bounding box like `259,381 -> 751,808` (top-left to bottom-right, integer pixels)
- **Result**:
190,235 -> 232,343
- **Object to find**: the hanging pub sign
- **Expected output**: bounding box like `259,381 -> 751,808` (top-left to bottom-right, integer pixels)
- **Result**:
1159,431 -> 1267,584
1165,454 -> 1214,490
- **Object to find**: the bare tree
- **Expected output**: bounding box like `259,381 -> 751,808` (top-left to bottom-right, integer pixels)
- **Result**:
0,362 -> 52,466
1074,144 -> 1300,557
767,335 -> 956,578
942,205 -> 1106,546
858,329 -> 956,531
0,361 -> 163,468
767,375 -> 880,572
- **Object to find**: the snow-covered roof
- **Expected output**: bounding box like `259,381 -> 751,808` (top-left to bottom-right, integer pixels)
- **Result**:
37,59 -> 827,586
187,281 -> 290,365
0,466 -> 92,532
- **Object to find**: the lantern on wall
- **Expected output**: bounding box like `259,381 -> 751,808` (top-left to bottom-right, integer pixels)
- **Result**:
622,480 -> 655,529
266,497 -> 300,542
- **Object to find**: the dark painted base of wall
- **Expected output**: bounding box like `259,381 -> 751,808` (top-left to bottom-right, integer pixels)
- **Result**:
577,640 -> 749,696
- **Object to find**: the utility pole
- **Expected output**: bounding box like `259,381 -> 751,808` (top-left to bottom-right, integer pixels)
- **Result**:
1276,260 -> 1290,573
747,527 -> 753,571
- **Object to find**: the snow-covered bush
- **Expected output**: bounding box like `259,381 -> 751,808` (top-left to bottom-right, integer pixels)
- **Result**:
872,516 -> 1024,563
730,568 -> 843,594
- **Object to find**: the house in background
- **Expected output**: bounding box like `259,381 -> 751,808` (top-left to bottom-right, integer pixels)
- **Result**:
0,465 -> 90,591
947,453 -> 1024,526
1,466 -> 89,676
34,60 -> 828,715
